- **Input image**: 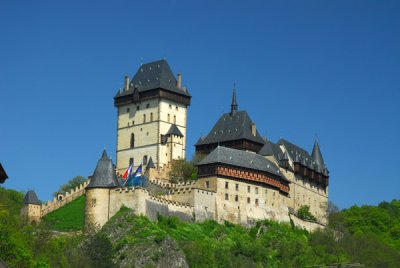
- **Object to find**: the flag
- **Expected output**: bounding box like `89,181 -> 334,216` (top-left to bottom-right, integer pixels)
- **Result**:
122,164 -> 132,179
132,164 -> 143,187
133,164 -> 142,178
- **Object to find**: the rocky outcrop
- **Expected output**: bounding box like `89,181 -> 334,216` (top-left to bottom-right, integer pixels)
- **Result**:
99,209 -> 188,268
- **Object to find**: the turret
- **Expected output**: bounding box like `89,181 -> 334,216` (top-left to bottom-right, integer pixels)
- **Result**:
311,140 -> 325,166
85,149 -> 119,229
21,190 -> 42,224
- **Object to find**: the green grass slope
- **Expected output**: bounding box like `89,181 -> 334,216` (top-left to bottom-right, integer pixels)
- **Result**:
42,195 -> 85,231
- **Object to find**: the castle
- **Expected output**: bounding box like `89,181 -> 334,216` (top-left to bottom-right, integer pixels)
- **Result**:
21,59 -> 329,231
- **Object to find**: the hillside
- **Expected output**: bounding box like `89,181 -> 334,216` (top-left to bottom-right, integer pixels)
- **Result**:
1,186 -> 400,267
42,195 -> 86,231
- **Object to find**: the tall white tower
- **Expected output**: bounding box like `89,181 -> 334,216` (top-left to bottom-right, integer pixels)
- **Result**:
114,60 -> 191,175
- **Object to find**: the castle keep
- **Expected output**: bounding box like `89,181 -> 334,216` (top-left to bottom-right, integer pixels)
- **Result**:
21,59 -> 329,231
114,59 -> 191,175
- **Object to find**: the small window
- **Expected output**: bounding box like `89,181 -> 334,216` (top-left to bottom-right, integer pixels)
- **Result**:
174,115 -> 176,124
255,199 -> 259,207
205,181 -> 210,188
247,197 -> 250,204
130,133 -> 135,148
129,158 -> 134,166
225,193 -> 229,200
143,155 -> 148,165
137,106 -> 140,110
146,103 -> 150,108
235,184 -> 239,191
167,114 -> 170,123
91,198 -> 96,207
150,113 -> 153,121
255,187 -> 259,194
143,114 -> 146,123
175,106 -> 178,111
132,121 -> 135,125
169,104 -> 172,109
225,181 -> 229,189
247,186 -> 250,193
127,108 -> 130,113
235,195 -> 238,202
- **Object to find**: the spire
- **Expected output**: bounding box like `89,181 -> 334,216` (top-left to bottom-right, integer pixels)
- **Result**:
311,140 -> 325,165
101,148 -> 108,159
231,82 -> 238,115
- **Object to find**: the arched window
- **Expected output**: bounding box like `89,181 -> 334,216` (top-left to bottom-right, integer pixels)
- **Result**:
167,114 -> 170,123
150,113 -> 153,121
143,114 -> 146,123
173,115 -> 176,124
130,133 -> 135,148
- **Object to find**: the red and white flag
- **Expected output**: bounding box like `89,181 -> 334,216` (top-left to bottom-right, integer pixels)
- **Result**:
122,164 -> 132,179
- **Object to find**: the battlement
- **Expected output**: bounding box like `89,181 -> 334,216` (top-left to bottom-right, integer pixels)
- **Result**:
149,193 -> 193,208
41,180 -> 89,217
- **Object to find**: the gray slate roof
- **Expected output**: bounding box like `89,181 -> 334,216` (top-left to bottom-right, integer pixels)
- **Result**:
278,139 -> 328,175
23,190 -> 41,205
115,59 -> 190,98
195,111 -> 265,146
197,146 -> 287,180
312,141 -> 325,165
259,141 -> 284,163
146,157 -> 155,169
86,150 -> 119,189
166,124 -> 184,137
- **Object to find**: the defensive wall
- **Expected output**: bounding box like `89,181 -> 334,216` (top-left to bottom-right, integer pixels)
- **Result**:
40,180 -> 89,217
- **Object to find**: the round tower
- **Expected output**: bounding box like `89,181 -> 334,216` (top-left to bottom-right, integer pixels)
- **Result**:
85,149 -> 119,229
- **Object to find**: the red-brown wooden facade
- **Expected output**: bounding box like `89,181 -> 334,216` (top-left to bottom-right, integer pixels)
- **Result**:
198,163 -> 290,194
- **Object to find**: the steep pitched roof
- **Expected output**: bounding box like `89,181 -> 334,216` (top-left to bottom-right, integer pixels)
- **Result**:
278,139 -> 327,175
311,140 -> 325,165
166,124 -> 184,137
146,157 -> 155,169
195,111 -> 265,146
0,162 -> 8,184
259,141 -> 284,162
86,150 -> 119,189
23,190 -> 41,205
197,146 -> 287,180
115,59 -> 190,98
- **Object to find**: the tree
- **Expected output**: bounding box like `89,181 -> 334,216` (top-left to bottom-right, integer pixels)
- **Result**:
168,160 -> 197,183
297,205 -> 317,221
53,176 -> 87,197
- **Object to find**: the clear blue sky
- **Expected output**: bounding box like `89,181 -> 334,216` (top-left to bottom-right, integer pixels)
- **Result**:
1,0 -> 399,209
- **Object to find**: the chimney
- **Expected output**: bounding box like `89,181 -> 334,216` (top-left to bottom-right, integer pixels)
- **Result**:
177,73 -> 182,88
124,75 -> 129,91
251,123 -> 256,136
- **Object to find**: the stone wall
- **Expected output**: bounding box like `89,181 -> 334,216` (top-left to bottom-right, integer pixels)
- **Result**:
40,180 -> 89,217
289,213 -> 325,232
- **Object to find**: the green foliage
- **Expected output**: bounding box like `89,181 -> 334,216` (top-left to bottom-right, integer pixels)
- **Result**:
2,185 -> 400,267
42,195 -> 85,231
168,159 -> 198,183
83,233 -> 115,268
297,205 -> 317,221
53,176 -> 87,197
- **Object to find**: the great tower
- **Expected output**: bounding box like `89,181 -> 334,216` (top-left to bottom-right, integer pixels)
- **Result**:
114,60 -> 191,175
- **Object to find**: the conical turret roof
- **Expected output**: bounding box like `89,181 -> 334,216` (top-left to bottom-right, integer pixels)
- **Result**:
146,157 -> 155,169
23,190 -> 41,205
311,140 -> 325,165
86,149 -> 119,189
